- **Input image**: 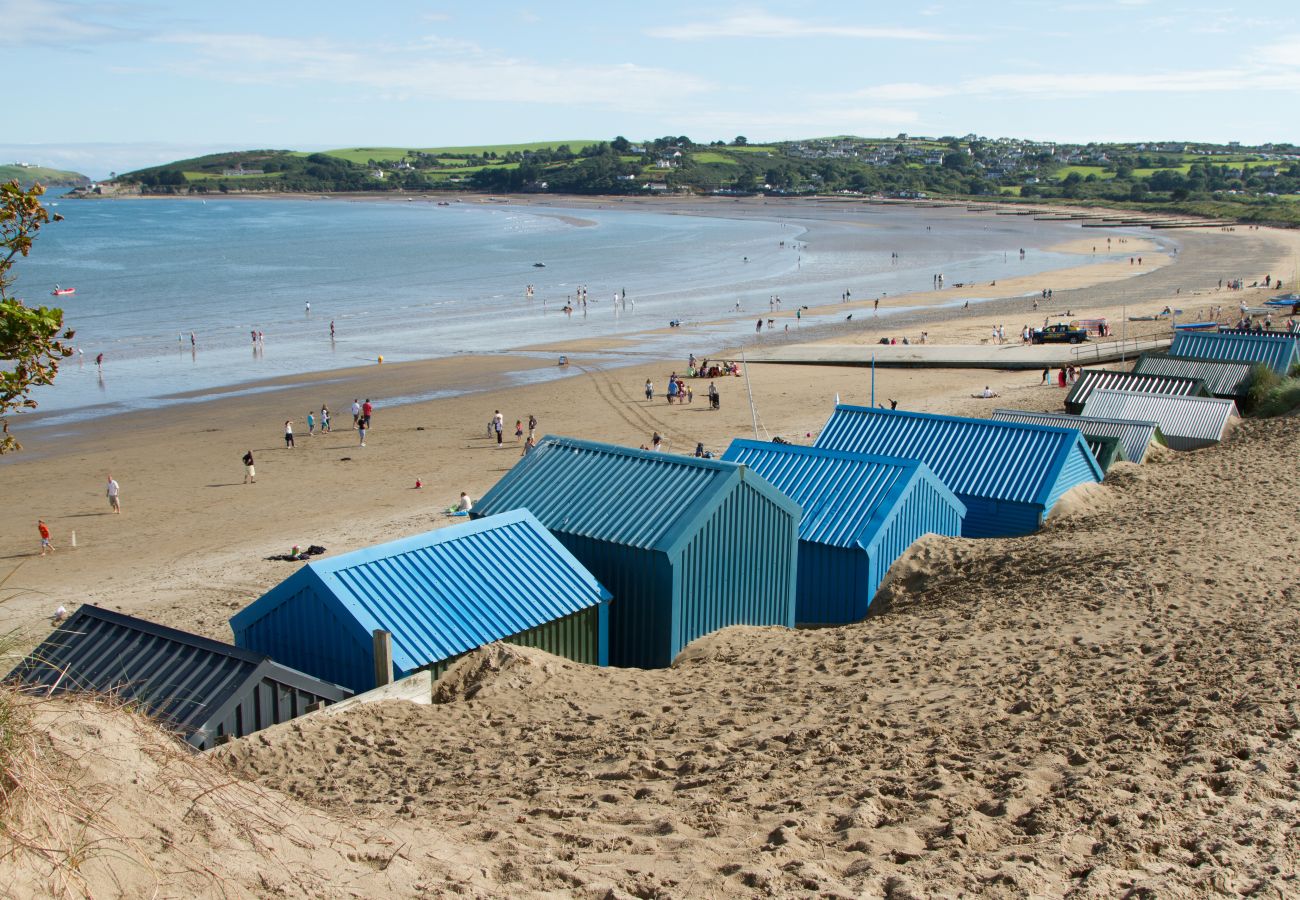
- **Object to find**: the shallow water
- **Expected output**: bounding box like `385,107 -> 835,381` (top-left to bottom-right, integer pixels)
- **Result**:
16,198 -> 1125,420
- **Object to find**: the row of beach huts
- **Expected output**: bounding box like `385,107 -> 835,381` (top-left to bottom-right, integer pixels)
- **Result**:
9,329 -> 1298,750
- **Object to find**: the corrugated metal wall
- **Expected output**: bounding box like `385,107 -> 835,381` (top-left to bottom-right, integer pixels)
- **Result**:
207,675 -> 337,749
674,481 -> 798,660
421,605 -> 604,680
1046,443 -> 1103,510
795,543 -> 865,624
962,498 -> 1043,538
1085,435 -> 1126,473
867,474 -> 964,614
235,582 -> 372,694
554,533 -> 672,669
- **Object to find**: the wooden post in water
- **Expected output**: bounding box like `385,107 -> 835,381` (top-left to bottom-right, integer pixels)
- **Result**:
373,629 -> 393,688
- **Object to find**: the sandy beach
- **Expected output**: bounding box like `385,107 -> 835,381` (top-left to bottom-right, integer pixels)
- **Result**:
1,197 -> 1298,896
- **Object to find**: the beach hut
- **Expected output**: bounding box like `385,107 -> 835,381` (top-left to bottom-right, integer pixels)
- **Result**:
1083,434 -> 1127,473
990,409 -> 1165,465
1081,389 -> 1238,451
7,605 -> 350,750
1131,353 -> 1254,400
813,405 -> 1102,538
1215,327 -> 1300,341
1169,331 -> 1300,377
230,510 -> 612,693
472,437 -> 800,668
720,440 -> 965,624
1063,369 -> 1210,415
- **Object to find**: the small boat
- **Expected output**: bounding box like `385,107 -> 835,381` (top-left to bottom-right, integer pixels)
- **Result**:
1265,292 -> 1300,307
1127,315 -> 1163,321
52,285 -> 75,296
1173,321 -> 1218,331
533,262 -> 546,268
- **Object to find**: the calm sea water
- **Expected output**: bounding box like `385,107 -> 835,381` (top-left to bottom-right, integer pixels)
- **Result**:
14,196 -> 1132,422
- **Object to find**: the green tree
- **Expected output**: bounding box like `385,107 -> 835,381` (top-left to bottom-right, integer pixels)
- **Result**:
0,182 -> 75,452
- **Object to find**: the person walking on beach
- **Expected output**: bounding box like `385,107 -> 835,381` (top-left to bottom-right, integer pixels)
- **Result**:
320,405 -> 331,433
708,381 -> 719,410
106,475 -> 120,514
38,519 -> 53,556
528,414 -> 537,439
362,399 -> 373,428
645,378 -> 653,401
284,420 -> 295,449
243,450 -> 256,483
351,399 -> 361,427
357,418 -> 367,447
515,419 -> 523,441
306,411 -> 315,436
492,410 -> 504,447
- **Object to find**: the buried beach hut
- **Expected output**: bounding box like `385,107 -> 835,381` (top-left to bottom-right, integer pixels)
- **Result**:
7,605 -> 350,750
720,439 -> 965,624
1063,369 -> 1210,415
1081,389 -> 1239,451
814,405 -> 1102,538
231,509 -> 611,693
1131,354 -> 1255,401
990,409 -> 1165,465
472,436 -> 800,668
1169,331 -> 1300,377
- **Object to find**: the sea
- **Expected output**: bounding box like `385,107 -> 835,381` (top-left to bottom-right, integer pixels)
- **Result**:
14,194 -> 1134,425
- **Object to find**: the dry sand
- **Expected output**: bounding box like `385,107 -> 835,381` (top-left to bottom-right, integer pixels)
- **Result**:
1,202 -> 1298,897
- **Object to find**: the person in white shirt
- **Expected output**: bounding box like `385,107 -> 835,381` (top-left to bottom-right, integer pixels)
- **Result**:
106,475 -> 120,513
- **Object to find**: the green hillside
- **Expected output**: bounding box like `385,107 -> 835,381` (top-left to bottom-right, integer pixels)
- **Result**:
308,141 -> 600,164
0,164 -> 90,187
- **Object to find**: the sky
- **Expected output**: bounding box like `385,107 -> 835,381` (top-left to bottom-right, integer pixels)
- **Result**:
5,0 -> 1300,178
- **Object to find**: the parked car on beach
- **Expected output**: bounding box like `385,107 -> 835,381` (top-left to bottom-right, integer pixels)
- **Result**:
1032,324 -> 1090,344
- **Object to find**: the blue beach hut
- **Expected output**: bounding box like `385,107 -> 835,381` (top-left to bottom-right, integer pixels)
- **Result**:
472,436 -> 801,669
1169,331 -> 1300,377
814,405 -> 1102,538
721,440 -> 965,624
230,510 -> 611,693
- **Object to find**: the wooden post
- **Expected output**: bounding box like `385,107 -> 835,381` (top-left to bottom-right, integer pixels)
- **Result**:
372,629 -> 393,688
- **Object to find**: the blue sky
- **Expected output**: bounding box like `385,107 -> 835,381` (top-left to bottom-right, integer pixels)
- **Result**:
6,0 -> 1299,177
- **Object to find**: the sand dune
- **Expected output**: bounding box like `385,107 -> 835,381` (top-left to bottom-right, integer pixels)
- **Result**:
213,415 -> 1300,898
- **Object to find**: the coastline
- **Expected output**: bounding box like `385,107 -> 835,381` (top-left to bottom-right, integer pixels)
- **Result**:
0,205 -> 1296,655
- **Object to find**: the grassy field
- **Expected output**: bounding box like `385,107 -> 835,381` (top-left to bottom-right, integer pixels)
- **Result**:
690,151 -> 740,165
0,164 -> 88,185
305,141 -> 601,165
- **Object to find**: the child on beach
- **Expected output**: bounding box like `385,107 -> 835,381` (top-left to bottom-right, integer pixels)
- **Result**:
284,420 -> 295,448
320,405 -> 330,433
38,520 -> 53,556
515,419 -> 523,441
307,411 -> 315,436
243,450 -> 256,483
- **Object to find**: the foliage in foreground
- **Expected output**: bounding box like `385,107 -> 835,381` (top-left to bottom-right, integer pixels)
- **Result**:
1249,375 -> 1300,418
0,181 -> 74,453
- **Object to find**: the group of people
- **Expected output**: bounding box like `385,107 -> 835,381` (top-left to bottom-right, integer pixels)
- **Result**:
36,475 -> 120,556
1042,366 -> 1083,387
488,411 -> 538,451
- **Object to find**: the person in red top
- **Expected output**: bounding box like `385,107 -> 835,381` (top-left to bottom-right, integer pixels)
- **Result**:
38,519 -> 53,556
361,399 -> 373,428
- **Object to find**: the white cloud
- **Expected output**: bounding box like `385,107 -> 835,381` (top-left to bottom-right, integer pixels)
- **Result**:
647,12 -> 961,42
1,0 -> 137,42
153,32 -> 713,109
846,42 -> 1300,104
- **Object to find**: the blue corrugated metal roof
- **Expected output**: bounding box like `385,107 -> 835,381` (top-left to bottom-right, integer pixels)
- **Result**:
1170,331 -> 1300,375
473,436 -> 799,553
814,405 -> 1102,505
231,510 -> 610,674
720,440 -> 964,549
7,605 -> 347,748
